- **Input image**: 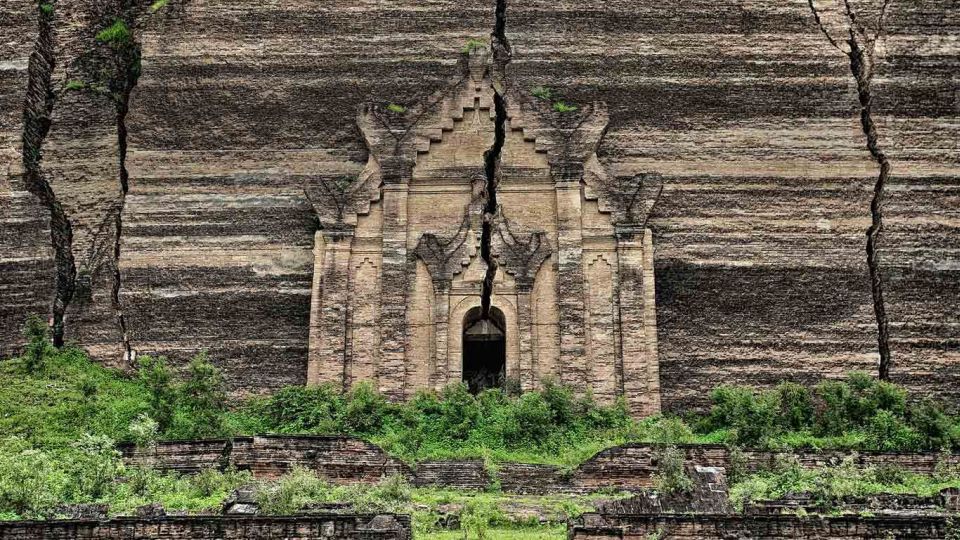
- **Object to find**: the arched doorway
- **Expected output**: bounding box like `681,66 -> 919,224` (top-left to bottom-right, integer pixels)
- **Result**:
462,306 -> 506,393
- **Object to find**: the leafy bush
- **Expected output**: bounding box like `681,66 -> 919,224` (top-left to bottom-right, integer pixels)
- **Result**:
21,315 -> 51,374
62,434 -> 121,501
704,374 -> 957,452
708,385 -> 780,446
0,438 -> 66,518
864,410 -> 920,452
169,352 -> 227,439
256,466 -> 332,515
775,382 -> 813,430
137,355 -> 176,432
653,445 -> 693,494
910,399 -> 958,450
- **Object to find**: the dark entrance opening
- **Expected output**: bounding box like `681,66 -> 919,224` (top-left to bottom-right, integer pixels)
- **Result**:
462,307 -> 506,394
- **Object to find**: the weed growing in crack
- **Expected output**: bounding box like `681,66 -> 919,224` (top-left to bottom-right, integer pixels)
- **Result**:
463,38 -> 487,53
95,19 -> 132,47
38,2 -> 53,15
531,86 -> 553,100
386,103 -> 407,113
149,0 -> 169,13
64,80 -> 86,92
552,101 -> 578,113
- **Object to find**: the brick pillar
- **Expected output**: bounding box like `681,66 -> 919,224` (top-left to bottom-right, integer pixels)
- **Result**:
378,157 -> 413,399
642,228 -> 661,414
552,161 -> 587,389
515,290 -> 535,391
433,287 -> 451,390
307,229 -> 353,387
616,226 -> 653,415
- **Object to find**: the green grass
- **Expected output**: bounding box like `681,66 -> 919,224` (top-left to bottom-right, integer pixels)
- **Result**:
0,347 -> 150,448
729,454 -> 960,512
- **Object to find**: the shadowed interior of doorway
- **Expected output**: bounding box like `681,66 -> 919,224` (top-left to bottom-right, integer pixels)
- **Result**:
462,306 -> 506,393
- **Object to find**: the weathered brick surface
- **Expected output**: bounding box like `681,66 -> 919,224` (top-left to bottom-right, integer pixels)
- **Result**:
121,436 -> 412,483
412,459 -> 490,490
0,514 -> 412,540
570,514 -> 951,539
2,0 -> 958,410
121,438 -> 960,495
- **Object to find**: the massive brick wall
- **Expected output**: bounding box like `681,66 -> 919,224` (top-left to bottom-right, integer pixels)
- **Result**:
119,1 -> 493,392
508,0 -> 960,410
2,0 -> 957,407
0,514 -> 412,540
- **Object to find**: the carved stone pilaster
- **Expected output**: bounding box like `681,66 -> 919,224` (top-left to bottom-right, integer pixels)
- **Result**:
492,215 -> 552,390
413,214 -> 476,387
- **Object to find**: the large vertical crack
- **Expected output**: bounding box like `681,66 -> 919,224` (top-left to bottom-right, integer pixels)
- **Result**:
22,3 -> 76,348
479,0 -> 510,320
809,0 -> 892,379
109,15 -> 142,363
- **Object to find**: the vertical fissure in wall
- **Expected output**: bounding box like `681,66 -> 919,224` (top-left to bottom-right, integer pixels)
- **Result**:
479,0 -> 510,320
22,3 -> 76,348
110,15 -> 142,364
808,0 -> 892,379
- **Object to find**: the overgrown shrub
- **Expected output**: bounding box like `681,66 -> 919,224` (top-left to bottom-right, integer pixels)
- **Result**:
62,434 -> 121,501
170,352 -> 227,439
708,385 -> 780,446
864,410 -> 920,452
0,438 -> 65,518
653,445 -> 693,494
137,355 -> 176,432
256,466 -> 331,515
775,382 -> 813,430
21,315 -> 51,374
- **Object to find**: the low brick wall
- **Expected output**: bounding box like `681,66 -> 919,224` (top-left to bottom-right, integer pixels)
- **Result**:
743,449 -> 960,475
231,436 -> 412,481
0,514 -> 411,540
121,436 -> 412,483
121,438 -> 960,493
569,514 -> 952,539
412,459 -> 489,490
571,444 -> 729,491
120,439 -> 229,474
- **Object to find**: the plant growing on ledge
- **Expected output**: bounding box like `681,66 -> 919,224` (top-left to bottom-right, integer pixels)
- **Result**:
462,38 -> 487,53
95,19 -> 132,47
552,101 -> 578,113
149,0 -> 169,13
64,80 -> 86,92
531,86 -> 553,100
38,2 -> 53,15
386,103 -> 406,114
